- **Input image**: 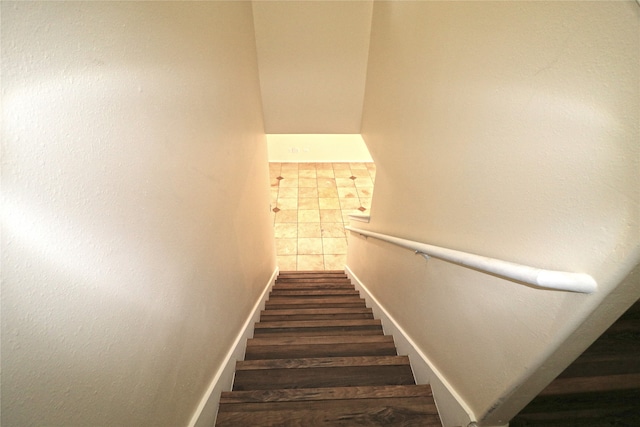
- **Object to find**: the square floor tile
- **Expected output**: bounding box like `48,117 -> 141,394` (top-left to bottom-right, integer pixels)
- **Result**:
298,238 -> 323,255
277,255 -> 297,271
319,198 -> 341,209
279,178 -> 298,188
333,168 -> 354,179
321,223 -> 345,237
298,210 -> 320,223
355,177 -> 374,188
274,223 -> 297,238
277,198 -> 298,210
274,209 -> 298,223
299,187 -> 319,198
316,169 -> 335,178
298,223 -> 322,238
299,178 -> 318,188
278,187 -> 298,198
337,187 -> 358,198
324,254 -> 347,270
356,187 -> 373,198
280,169 -> 299,178
322,237 -> 348,255
297,255 -> 325,270
281,163 -> 299,171
339,198 -> 361,210
299,170 -> 317,179
318,187 -> 339,198
335,178 -> 356,188
298,198 -> 319,210
298,163 -> 317,170
316,163 -> 333,170
320,209 -> 343,223
318,178 -> 337,188
276,238 -> 297,255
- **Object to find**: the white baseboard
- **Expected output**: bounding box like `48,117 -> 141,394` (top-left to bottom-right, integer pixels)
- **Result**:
345,265 -> 476,427
188,267 -> 279,427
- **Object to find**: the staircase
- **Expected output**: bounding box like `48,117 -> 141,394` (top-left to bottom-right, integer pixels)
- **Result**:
216,270 -> 442,426
510,299 -> 640,426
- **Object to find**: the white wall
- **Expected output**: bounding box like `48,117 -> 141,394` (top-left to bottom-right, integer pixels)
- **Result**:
351,1 -> 639,425
1,2 -> 275,426
252,1 -> 373,133
267,134 -> 373,163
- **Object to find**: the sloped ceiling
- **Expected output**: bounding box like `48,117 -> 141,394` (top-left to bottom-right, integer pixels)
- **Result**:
252,1 -> 373,134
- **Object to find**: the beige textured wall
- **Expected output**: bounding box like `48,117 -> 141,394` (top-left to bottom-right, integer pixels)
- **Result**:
352,1 -> 639,425
1,2 -> 275,426
252,0 -> 373,133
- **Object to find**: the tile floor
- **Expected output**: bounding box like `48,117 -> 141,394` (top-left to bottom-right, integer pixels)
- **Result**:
270,162 -> 376,271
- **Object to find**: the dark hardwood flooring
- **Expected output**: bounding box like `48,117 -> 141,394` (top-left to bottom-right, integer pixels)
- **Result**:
510,299 -> 640,427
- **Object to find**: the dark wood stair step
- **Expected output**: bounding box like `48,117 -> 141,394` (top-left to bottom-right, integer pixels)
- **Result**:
253,319 -> 383,337
237,355 -> 410,371
276,278 -> 351,284
216,394 -> 440,426
272,283 -> 355,291
539,373 -> 640,396
232,356 -> 415,390
269,289 -> 360,297
511,388 -> 640,426
245,335 -> 398,360
277,272 -> 347,280
260,307 -> 374,322
220,384 -> 432,404
265,295 -> 366,309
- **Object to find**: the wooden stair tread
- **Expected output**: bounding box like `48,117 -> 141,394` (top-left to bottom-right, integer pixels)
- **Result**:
260,310 -> 374,322
237,356 -> 410,371
245,334 -> 397,360
220,385 -> 433,404
255,319 -> 381,329
275,278 -> 352,284
261,307 -> 373,315
216,397 -> 441,427
272,283 -> 355,290
270,289 -> 360,296
540,373 -> 640,396
247,334 -> 394,346
260,315 -> 374,322
232,365 -> 415,390
266,296 -> 364,305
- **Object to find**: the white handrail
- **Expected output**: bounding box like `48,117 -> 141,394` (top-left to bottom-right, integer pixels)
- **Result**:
345,226 -> 597,294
